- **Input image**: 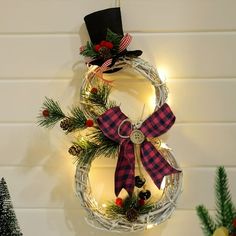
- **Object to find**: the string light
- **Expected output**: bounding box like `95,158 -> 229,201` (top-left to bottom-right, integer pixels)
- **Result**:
146,224 -> 154,229
160,177 -> 166,190
161,142 -> 172,150
156,68 -> 168,83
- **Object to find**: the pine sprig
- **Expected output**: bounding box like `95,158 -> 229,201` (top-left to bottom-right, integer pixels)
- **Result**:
88,128 -> 119,158
73,139 -> 98,165
215,166 -> 235,228
67,106 -> 88,132
196,166 -> 236,235
106,29 -> 122,51
196,205 -> 216,236
80,29 -> 122,59
82,83 -> 116,117
80,41 -> 98,58
38,97 -> 66,128
106,195 -> 153,220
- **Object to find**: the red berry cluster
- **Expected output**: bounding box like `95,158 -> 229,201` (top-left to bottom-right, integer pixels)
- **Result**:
115,197 -> 145,208
94,40 -> 114,52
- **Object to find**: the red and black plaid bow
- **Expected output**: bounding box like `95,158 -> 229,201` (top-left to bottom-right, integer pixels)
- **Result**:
97,103 -> 181,196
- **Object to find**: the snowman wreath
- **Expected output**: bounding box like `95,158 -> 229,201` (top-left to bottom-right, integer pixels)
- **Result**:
38,8 -> 183,232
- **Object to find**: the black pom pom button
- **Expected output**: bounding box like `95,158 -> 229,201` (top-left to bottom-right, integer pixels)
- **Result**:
138,190 -> 151,200
135,176 -> 146,188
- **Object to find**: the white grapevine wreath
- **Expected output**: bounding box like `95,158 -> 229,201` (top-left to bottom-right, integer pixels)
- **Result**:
38,7 -> 183,233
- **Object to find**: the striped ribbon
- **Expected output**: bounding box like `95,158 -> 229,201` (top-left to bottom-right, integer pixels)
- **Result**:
119,33 -> 132,53
93,58 -> 113,83
99,58 -> 112,72
94,33 -> 132,78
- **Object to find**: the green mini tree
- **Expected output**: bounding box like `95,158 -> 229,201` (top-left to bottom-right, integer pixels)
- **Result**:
196,167 -> 236,236
0,178 -> 22,236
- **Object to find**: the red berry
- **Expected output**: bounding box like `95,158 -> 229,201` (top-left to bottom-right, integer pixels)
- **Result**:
85,119 -> 94,127
138,199 -> 145,206
104,41 -> 113,49
94,44 -> 101,52
80,46 -> 85,53
42,109 -> 49,117
233,218 -> 236,228
100,40 -> 107,47
90,87 -> 98,94
115,198 -> 123,207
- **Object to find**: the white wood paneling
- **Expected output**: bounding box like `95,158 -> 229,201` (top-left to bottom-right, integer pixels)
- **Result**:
121,0 -> 236,32
1,166 -> 236,210
0,33 -> 236,78
0,0 -> 114,33
1,0 -> 236,33
1,123 -> 235,167
0,79 -> 235,122
1,1 -> 236,235
168,79 -> 236,122
16,209 -> 202,236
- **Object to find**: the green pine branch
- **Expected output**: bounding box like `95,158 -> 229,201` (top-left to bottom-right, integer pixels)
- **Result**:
80,41 -> 98,58
72,138 -> 98,165
196,166 -> 236,235
196,205 -> 216,236
106,194 -> 153,219
215,166 -> 235,228
66,106 -> 88,133
38,97 -> 66,128
82,83 -> 116,117
88,128 -> 119,159
106,29 -> 122,51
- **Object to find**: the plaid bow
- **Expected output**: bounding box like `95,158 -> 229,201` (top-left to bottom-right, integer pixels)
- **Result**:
97,103 -> 181,196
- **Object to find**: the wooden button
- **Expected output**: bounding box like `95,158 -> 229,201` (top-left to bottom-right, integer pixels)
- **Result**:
130,130 -> 145,144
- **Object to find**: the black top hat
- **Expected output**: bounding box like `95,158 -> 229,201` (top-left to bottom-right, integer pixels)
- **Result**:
84,8 -> 124,45
82,8 -> 142,72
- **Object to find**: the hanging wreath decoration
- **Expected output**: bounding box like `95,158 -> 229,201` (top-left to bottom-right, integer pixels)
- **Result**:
38,7 -> 183,232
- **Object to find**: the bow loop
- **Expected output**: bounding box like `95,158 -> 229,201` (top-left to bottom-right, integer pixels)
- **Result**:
97,106 -> 132,143
140,103 -> 176,138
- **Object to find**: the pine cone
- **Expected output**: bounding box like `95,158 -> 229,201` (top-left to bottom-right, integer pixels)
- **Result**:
99,47 -> 112,60
126,208 -> 139,222
68,145 -> 82,156
60,118 -> 72,131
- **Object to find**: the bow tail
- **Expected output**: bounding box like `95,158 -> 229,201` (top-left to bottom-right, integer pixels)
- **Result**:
141,141 -> 181,189
115,141 -> 135,196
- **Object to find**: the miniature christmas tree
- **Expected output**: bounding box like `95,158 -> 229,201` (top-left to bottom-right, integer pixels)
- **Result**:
0,177 -> 22,236
196,167 -> 236,236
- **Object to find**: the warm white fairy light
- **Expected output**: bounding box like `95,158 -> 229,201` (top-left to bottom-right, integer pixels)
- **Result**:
161,142 -> 172,150
157,68 -> 168,83
149,94 -> 157,111
102,203 -> 107,208
146,224 -> 154,229
160,177 -> 166,190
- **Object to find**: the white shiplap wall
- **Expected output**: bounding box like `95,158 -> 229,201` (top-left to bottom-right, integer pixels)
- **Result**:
1,1 -> 236,235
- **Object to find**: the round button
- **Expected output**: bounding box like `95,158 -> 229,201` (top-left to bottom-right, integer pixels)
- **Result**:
130,130 -> 145,144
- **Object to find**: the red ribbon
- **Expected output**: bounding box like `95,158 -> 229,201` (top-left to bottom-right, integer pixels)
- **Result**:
96,33 -> 132,74
97,103 -> 181,196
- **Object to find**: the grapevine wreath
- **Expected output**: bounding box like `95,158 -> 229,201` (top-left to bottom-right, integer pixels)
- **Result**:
38,8 -> 183,232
